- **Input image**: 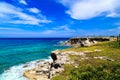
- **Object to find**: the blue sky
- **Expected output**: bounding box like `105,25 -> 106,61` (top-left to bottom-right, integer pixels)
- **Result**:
0,0 -> 120,37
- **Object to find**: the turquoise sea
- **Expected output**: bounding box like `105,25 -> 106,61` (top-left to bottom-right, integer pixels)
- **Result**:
0,38 -> 69,80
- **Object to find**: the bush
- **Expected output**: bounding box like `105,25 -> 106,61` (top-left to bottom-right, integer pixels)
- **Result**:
68,64 -> 120,80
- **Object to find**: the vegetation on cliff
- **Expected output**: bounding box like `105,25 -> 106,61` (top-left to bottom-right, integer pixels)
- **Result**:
51,41 -> 120,80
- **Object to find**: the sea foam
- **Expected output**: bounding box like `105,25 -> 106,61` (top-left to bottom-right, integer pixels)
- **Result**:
0,58 -> 51,80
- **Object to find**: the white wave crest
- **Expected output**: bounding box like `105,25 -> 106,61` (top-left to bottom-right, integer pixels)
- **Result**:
0,58 -> 51,80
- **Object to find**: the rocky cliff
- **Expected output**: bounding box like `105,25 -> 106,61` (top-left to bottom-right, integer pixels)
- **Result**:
61,37 -> 110,47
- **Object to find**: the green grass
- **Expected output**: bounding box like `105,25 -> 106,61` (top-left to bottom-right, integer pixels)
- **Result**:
62,41 -> 120,60
51,41 -> 120,80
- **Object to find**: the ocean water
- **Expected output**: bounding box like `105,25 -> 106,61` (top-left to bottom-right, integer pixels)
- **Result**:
0,38 -> 69,80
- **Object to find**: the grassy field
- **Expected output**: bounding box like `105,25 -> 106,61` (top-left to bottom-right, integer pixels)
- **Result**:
51,41 -> 120,80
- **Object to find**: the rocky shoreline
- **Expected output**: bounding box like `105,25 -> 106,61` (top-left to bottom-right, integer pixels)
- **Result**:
23,38 -> 111,80
23,40 -> 118,80
23,47 -> 114,80
23,50 -> 85,80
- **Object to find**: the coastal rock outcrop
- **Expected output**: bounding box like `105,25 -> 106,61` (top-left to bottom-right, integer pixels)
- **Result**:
61,37 -> 110,47
23,50 -> 85,80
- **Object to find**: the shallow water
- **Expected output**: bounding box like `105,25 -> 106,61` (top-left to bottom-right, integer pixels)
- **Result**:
0,38 -> 69,80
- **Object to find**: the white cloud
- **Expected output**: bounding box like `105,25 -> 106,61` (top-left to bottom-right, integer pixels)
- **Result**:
58,0 -> 120,20
41,25 -> 75,37
28,8 -> 40,13
0,27 -> 23,31
112,26 -> 120,31
19,0 -> 28,5
0,27 -> 35,37
9,19 -> 51,25
74,28 -> 120,37
41,30 -> 75,37
53,25 -> 75,32
107,12 -> 120,17
0,2 -> 51,25
118,27 -> 120,30
0,27 -> 73,37
41,30 -> 54,34
0,26 -> 119,37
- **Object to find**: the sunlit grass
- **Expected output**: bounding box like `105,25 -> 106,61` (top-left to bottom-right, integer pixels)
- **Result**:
51,41 -> 120,80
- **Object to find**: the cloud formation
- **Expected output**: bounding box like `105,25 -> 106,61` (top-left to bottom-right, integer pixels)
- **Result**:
0,2 -> 51,25
0,0 -> 119,37
59,0 -> 120,20
19,0 -> 28,5
0,25 -> 119,38
0,26 -> 74,37
28,8 -> 41,14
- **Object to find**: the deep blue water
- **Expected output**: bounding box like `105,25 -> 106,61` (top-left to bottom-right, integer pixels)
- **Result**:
0,38 -> 69,74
